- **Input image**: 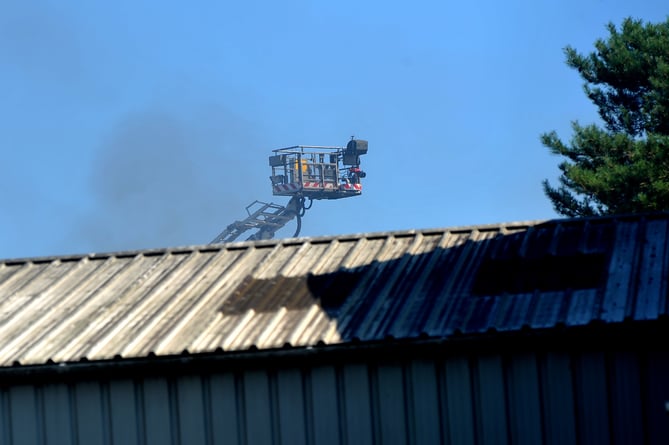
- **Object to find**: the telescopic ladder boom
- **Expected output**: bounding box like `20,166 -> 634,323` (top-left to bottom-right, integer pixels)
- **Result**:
210,196 -> 302,244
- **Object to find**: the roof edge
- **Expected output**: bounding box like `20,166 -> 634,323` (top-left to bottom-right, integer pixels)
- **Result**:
1,319 -> 666,384
6,211 -> 669,265
0,219 -> 547,264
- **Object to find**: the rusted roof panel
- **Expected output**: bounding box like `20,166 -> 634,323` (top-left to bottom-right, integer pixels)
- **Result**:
0,214 -> 667,367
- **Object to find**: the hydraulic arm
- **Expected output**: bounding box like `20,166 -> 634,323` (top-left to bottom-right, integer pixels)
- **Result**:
210,196 -> 306,244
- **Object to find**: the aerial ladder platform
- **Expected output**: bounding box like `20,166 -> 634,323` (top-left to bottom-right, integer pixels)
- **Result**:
211,138 -> 368,244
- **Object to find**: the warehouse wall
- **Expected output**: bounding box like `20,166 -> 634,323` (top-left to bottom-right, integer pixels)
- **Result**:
0,350 -> 667,445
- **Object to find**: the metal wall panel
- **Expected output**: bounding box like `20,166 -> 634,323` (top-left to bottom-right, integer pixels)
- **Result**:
0,351 -> 665,444
176,375 -> 208,445
644,351 -> 669,444
276,368 -> 308,445
309,366 -> 341,445
573,352 -> 611,444
0,388 -> 11,445
407,360 -> 442,444
142,377 -> 173,445
42,383 -> 74,445
475,354 -> 508,445
9,386 -> 39,445
609,352 -> 644,444
341,363 -> 374,444
443,356 -> 476,444
108,380 -> 140,445
376,364 -> 408,445
540,353 -> 577,445
505,353 -> 543,445
74,381 -> 108,445
208,373 -> 241,445
242,370 -> 274,445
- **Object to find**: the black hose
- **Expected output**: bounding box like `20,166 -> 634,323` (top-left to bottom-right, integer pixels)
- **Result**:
293,213 -> 302,237
298,196 -> 307,217
304,197 -> 313,210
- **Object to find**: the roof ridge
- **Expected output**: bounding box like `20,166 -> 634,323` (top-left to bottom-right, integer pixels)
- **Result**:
7,212 -> 669,264
0,220 -> 548,264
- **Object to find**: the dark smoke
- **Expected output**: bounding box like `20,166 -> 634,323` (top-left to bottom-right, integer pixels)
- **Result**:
0,1 -> 85,91
77,107 -> 268,253
0,1 -> 274,255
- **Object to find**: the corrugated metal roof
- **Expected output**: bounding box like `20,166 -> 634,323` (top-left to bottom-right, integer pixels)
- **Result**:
0,214 -> 667,366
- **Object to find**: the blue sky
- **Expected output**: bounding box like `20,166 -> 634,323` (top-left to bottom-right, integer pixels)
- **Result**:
1,0 -> 667,259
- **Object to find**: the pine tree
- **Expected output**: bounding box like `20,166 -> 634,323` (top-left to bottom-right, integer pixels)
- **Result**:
542,17 -> 669,217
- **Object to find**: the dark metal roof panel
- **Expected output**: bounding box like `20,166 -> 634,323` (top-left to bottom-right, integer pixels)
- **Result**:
634,219 -> 669,320
566,289 -> 599,327
0,215 -> 667,366
601,222 -> 639,322
497,293 -> 535,332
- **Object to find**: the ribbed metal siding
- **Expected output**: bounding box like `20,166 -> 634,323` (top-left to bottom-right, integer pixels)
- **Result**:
0,351 -> 666,444
645,352 -> 669,444
475,354 -> 508,445
540,352 -> 577,444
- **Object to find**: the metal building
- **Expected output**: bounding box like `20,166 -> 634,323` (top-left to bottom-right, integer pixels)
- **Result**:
0,214 -> 667,444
